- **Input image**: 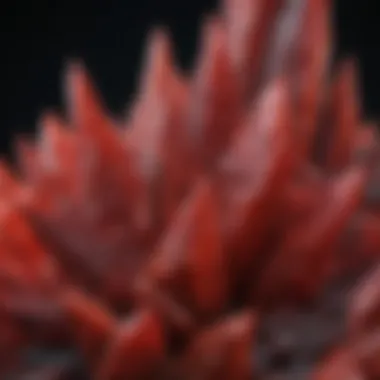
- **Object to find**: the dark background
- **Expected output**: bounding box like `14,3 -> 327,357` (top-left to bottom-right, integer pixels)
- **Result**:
0,0 -> 379,155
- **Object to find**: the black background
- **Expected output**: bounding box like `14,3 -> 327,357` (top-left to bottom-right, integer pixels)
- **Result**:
0,0 -> 379,155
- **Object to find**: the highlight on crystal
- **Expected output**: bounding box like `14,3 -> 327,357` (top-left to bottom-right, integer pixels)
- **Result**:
1,0 -> 380,378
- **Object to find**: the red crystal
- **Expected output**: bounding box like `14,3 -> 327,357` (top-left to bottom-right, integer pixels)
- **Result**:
1,0 -> 380,378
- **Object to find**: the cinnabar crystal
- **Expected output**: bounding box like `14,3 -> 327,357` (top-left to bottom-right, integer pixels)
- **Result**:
2,0 -> 380,379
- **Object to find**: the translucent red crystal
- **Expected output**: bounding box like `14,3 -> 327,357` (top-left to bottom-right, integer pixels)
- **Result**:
1,0 -> 380,378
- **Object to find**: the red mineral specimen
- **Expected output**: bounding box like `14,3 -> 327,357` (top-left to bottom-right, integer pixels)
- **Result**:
2,0 -> 380,379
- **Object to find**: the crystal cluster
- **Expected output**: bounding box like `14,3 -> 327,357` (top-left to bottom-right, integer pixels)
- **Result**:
1,0 -> 380,378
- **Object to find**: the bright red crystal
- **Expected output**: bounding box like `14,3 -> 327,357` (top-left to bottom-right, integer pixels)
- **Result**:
2,0 -> 380,379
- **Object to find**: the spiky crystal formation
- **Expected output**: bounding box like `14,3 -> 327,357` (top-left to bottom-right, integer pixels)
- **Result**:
2,0 -> 380,378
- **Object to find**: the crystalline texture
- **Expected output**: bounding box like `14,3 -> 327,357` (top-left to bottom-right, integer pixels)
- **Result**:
1,0 -> 380,378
